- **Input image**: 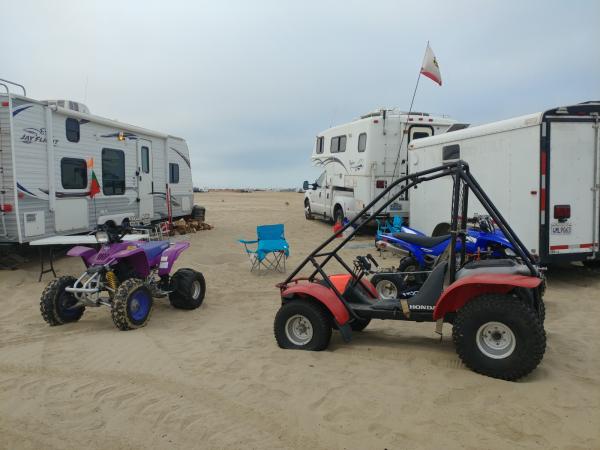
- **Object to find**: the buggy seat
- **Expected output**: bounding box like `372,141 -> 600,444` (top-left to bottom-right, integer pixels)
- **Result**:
455,259 -> 531,280
137,241 -> 170,261
392,232 -> 450,247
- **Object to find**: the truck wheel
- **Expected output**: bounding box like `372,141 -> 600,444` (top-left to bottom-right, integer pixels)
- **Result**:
452,294 -> 546,381
40,276 -> 85,326
304,200 -> 314,220
111,279 -> 153,330
398,257 -> 427,285
371,273 -> 405,300
274,300 -> 332,351
333,205 -> 344,225
169,269 -> 206,310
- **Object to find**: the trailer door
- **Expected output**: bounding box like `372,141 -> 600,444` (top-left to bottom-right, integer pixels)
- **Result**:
547,120 -> 599,257
136,139 -> 154,220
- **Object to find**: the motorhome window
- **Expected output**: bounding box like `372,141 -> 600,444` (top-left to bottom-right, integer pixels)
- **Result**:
169,163 -> 180,183
330,135 -> 346,153
65,118 -> 80,142
412,132 -> 430,140
60,157 -> 87,189
358,133 -> 367,152
141,146 -> 150,173
102,148 -> 125,195
442,144 -> 460,161
316,136 -> 324,154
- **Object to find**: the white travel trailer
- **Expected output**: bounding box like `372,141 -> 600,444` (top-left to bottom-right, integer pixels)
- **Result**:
303,108 -> 462,223
409,101 -> 600,264
0,79 -> 193,244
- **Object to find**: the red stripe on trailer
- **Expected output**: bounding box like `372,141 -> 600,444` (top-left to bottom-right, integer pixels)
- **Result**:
550,245 -> 569,250
580,243 -> 593,249
540,150 -> 547,215
540,151 -> 547,175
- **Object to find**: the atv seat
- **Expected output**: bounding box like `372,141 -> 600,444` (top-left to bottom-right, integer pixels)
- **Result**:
391,232 -> 450,247
455,259 -> 531,280
138,241 -> 170,261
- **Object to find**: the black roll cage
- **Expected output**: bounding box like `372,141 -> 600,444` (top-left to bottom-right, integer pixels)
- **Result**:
284,161 -> 539,317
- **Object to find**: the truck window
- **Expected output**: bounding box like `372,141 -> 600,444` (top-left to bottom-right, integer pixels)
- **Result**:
358,133 -> 367,152
330,135 -> 346,153
316,136 -> 324,154
442,144 -> 460,161
102,148 -> 126,195
61,157 -> 87,189
66,118 -> 80,143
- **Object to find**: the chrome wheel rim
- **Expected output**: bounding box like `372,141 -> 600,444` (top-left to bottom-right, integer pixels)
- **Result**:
285,314 -> 313,346
376,280 -> 398,300
476,321 -> 516,359
191,280 -> 202,299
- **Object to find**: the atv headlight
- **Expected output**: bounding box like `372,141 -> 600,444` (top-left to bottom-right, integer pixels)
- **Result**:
96,231 -> 109,243
505,248 -> 516,257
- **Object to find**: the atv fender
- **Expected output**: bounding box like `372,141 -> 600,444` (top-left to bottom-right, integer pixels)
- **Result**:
67,246 -> 97,267
433,273 -> 542,321
281,282 -> 350,326
113,247 -> 150,278
157,242 -> 190,276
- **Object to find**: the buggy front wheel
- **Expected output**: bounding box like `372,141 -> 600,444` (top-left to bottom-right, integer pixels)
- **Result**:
452,294 -> 546,381
274,300 -> 332,351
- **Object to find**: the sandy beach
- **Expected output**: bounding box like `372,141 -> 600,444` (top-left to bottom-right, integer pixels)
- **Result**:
1,191 -> 599,450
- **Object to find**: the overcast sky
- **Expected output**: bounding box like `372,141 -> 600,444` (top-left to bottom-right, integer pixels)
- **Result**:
3,0 -> 599,187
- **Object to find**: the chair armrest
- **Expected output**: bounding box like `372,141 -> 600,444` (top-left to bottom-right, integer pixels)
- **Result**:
238,239 -> 259,244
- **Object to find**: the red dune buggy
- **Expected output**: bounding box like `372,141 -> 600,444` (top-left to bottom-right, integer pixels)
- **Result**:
274,161 -> 546,381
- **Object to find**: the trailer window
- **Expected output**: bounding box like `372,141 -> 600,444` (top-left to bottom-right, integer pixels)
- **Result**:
442,144 -> 460,161
65,118 -> 80,143
141,146 -> 150,173
102,148 -> 125,195
316,136 -> 324,154
330,135 -> 346,153
60,158 -> 87,189
358,133 -> 367,152
169,163 -> 180,184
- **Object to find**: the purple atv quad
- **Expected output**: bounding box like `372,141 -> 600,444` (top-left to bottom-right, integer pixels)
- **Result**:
40,225 -> 206,330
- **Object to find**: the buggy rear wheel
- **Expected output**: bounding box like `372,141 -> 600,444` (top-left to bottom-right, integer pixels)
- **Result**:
452,294 -> 546,381
274,300 -> 332,351
40,276 -> 85,326
169,269 -> 206,310
111,279 -> 153,330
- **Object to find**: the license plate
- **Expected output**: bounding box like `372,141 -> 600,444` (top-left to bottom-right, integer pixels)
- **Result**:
551,222 -> 572,235
389,203 -> 402,211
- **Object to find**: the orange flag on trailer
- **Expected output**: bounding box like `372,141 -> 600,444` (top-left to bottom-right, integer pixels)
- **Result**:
420,44 -> 442,86
87,158 -> 100,198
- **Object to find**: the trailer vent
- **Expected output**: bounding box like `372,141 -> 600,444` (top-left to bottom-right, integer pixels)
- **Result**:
442,144 -> 460,161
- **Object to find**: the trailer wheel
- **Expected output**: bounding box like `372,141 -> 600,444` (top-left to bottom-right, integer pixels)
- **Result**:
274,300 -> 332,351
111,279 -> 153,330
452,294 -> 546,381
304,199 -> 314,220
40,276 -> 85,326
169,269 -> 206,310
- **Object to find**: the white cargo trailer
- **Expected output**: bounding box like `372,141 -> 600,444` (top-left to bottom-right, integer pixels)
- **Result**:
0,79 -> 194,244
303,108 -> 463,223
409,101 -> 600,264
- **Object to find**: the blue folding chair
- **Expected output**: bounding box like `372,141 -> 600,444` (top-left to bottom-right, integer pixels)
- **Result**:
239,224 -> 290,273
375,216 -> 403,240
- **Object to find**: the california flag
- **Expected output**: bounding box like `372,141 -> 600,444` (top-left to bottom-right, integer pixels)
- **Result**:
420,44 -> 442,86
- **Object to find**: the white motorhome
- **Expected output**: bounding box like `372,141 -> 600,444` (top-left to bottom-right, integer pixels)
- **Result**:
304,108 -> 462,223
409,101 -> 600,264
0,79 -> 193,244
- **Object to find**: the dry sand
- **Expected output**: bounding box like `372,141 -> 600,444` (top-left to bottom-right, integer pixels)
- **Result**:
1,191 -> 599,450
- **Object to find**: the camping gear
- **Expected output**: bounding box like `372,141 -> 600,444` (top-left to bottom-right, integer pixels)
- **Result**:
38,224 -> 205,330
239,224 -> 289,273
274,161 -> 546,381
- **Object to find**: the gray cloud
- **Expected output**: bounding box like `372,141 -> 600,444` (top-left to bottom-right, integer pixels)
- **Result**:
2,0 -> 599,187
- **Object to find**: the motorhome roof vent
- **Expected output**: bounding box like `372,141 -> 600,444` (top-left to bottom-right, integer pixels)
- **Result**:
46,99 -> 90,115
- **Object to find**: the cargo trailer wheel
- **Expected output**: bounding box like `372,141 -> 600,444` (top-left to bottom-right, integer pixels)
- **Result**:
452,294 -> 546,381
111,279 -> 153,330
274,300 -> 331,350
304,200 -> 314,220
169,269 -> 206,310
40,276 -> 85,326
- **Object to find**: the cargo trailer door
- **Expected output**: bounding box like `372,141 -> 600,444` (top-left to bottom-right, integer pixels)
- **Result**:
136,139 -> 154,220
547,120 -> 600,257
